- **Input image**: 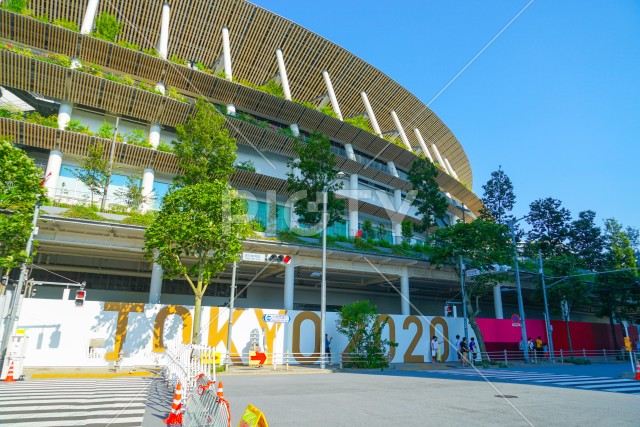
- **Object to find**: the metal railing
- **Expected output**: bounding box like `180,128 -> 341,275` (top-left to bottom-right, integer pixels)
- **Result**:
473,348 -> 638,366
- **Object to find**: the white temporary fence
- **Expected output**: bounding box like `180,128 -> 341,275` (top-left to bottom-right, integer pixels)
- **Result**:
163,342 -> 230,427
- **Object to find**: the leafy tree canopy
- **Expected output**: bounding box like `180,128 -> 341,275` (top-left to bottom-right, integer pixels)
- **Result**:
407,157 -> 448,232
144,181 -> 249,340
568,210 -> 604,270
173,99 -> 237,187
479,166 -> 516,225
72,141 -> 109,204
0,138 -> 46,272
286,131 -> 345,228
526,197 -> 571,257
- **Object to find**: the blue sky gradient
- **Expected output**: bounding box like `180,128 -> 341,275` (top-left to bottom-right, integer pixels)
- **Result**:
251,0 -> 640,231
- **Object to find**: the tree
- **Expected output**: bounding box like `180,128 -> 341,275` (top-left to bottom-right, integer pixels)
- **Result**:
286,131 -> 345,228
526,198 -> 571,257
569,210 -> 605,270
144,182 -> 249,341
335,300 -> 398,368
114,174 -> 152,212
406,157 -> 448,232
0,138 -> 46,278
401,220 -> 413,242
73,141 -> 109,205
479,166 -> 516,225
593,219 -> 639,348
427,220 -> 513,360
173,99 -> 237,186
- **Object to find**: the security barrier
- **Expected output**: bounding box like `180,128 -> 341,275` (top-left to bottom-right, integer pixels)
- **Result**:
163,342 -> 230,427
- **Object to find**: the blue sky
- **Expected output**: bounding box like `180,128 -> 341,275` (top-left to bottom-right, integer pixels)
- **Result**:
251,0 -> 640,232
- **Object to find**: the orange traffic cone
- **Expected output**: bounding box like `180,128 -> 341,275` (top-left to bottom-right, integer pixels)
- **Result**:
635,362 -> 640,381
216,381 -> 224,398
3,361 -> 16,383
164,381 -> 183,425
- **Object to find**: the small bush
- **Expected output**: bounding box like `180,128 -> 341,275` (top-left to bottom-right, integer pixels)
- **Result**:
65,119 -> 94,136
143,47 -> 159,57
137,82 -> 163,95
166,86 -> 188,103
52,18 -> 78,32
116,40 -> 139,51
235,160 -> 256,172
0,107 -> 24,120
156,140 -> 173,152
319,104 -> 338,118
169,54 -> 188,66
33,13 -> 51,23
77,63 -> 103,77
125,129 -> 152,148
249,220 -> 265,232
39,52 -> 72,68
93,13 -> 122,42
121,211 -> 156,226
104,73 -> 134,86
345,115 -> 374,134
61,204 -> 104,220
2,0 -> 28,13
278,230 -> 298,243
25,112 -> 58,128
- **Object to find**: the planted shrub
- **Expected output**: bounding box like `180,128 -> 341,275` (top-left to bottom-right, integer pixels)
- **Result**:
137,82 -> 163,95
25,112 -> 58,128
2,0 -> 28,14
0,107 -> 24,120
52,18 -> 79,32
116,40 -> 139,51
61,204 -> 104,221
65,119 -> 94,136
94,13 -> 122,42
143,47 -> 159,57
166,86 -> 188,103
156,140 -> 173,152
125,129 -> 152,148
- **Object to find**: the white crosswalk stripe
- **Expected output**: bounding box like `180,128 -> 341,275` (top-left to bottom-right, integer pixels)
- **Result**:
0,377 -> 152,426
432,369 -> 640,394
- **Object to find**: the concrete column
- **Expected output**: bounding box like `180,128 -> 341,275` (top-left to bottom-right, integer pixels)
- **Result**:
387,161 -> 399,178
431,144 -> 446,169
155,81 -> 166,95
493,285 -> 504,319
348,173 -> 359,237
141,168 -> 155,213
149,123 -> 161,149
413,128 -> 434,163
70,59 -> 82,69
222,26 -> 233,81
400,267 -> 410,315
226,104 -> 236,116
157,3 -> 170,60
275,48 -> 300,136
344,143 -> 356,161
321,70 -> 343,121
444,158 -> 458,179
44,150 -> 63,199
360,91 -> 382,136
390,111 -> 412,150
149,260 -> 163,304
284,260 -> 295,310
80,0 -> 99,35
57,101 -> 72,130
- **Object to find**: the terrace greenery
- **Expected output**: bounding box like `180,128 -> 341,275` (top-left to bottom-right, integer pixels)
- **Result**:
93,13 -> 122,42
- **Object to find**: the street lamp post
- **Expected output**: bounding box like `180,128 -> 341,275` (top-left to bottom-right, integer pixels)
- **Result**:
538,250 -> 555,362
459,256 -> 469,342
510,217 -> 530,363
320,171 -> 345,369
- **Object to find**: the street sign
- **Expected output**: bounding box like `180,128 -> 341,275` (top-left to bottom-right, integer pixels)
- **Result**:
243,252 -> 266,262
466,269 -> 480,277
263,314 -> 291,323
624,337 -> 632,352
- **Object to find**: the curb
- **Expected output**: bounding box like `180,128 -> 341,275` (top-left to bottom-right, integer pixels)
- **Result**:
29,371 -> 155,379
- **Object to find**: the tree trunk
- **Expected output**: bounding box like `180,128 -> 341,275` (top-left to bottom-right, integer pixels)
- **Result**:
466,293 -> 488,362
193,292 -> 202,343
565,317 -> 573,353
609,311 -> 619,351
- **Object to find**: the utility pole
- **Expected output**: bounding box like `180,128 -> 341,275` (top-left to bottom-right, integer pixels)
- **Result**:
459,256 -> 468,342
226,261 -> 237,366
538,250 -> 554,362
0,200 -> 41,369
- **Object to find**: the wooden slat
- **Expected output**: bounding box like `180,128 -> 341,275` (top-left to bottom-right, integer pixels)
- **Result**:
0,9 -> 12,40
11,14 -> 47,51
47,24 -> 79,58
32,60 -> 68,100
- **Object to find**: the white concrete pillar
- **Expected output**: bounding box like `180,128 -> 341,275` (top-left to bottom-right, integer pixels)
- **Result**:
431,144 -> 446,169
70,59 -> 82,69
344,143 -> 356,161
80,0 -> 100,35
149,260 -> 163,304
348,173 -> 359,237
444,158 -> 458,179
284,260 -> 295,310
222,26 -> 233,81
157,3 -> 171,60
390,110 -> 412,150
141,168 -> 155,213
413,128 -> 434,162
493,285 -> 504,319
400,267 -> 410,315
321,70 -> 343,121
275,48 -> 292,101
155,81 -> 166,95
360,91 -> 382,136
57,101 -> 73,130
387,161 -> 399,178
226,104 -> 236,116
44,150 -> 63,199
393,188 -> 403,244
149,123 -> 161,149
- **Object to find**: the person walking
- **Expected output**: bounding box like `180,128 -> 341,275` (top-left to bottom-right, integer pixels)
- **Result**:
460,337 -> 470,367
469,337 -> 477,365
430,336 -> 439,363
455,335 -> 461,364
325,334 -> 332,365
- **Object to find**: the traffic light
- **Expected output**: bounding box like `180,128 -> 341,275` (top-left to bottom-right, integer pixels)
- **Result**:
75,289 -> 86,306
266,254 -> 291,265
445,305 -> 453,317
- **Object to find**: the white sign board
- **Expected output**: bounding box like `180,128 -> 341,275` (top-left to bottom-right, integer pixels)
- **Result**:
466,269 -> 480,277
263,314 -> 291,323
242,252 -> 266,262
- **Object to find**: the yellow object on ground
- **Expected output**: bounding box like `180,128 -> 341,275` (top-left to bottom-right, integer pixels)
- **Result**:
200,350 -> 221,364
238,404 -> 269,427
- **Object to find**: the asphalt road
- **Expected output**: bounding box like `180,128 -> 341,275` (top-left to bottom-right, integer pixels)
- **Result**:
219,365 -> 640,427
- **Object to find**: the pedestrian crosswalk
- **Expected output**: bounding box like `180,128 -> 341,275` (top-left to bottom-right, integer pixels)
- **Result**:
431,369 -> 640,394
0,377 -> 153,426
